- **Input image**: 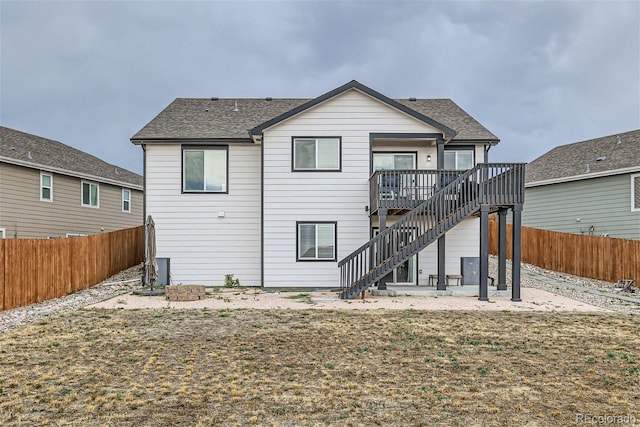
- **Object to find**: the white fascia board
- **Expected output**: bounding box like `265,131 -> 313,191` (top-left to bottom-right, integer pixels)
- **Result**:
0,156 -> 143,191
526,166 -> 640,188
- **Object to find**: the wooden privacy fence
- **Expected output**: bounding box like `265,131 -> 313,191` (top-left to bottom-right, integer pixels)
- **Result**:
489,220 -> 639,284
0,226 -> 143,312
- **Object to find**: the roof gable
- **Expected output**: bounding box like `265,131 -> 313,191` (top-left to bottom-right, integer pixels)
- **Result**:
249,80 -> 457,138
526,129 -> 640,185
0,126 -> 142,188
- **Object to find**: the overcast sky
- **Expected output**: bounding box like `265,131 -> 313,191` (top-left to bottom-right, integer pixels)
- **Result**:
1,0 -> 638,175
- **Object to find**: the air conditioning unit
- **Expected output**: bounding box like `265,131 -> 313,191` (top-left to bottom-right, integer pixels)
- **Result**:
460,257 -> 480,286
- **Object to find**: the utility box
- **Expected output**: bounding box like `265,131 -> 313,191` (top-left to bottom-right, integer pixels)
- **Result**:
156,258 -> 170,286
460,257 -> 479,286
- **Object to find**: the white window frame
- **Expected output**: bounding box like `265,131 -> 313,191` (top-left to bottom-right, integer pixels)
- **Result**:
0,228 -> 6,239
292,137 -> 341,171
297,222 -> 337,261
444,149 -> 475,170
632,174 -> 640,212
122,188 -> 131,213
81,181 -> 100,208
182,146 -> 228,193
40,172 -> 53,202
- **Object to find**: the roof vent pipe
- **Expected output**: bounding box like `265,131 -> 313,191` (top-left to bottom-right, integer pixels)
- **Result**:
233,100 -> 239,112
585,163 -> 590,173
409,97 -> 417,101
265,97 -> 272,101
617,135 -> 622,144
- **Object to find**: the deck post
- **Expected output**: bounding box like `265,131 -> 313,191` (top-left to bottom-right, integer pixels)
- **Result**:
479,204 -> 490,301
497,208 -> 508,290
511,204 -> 522,302
437,235 -> 446,290
378,209 -> 387,291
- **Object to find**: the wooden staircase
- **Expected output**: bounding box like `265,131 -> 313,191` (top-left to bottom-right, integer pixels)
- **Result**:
338,164 -> 524,299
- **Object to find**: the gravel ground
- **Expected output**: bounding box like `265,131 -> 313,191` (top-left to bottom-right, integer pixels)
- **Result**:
1,259 -> 638,334
0,264 -> 144,334
489,256 -> 640,314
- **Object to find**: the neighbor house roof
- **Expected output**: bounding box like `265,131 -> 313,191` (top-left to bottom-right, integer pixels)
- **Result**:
526,129 -> 640,186
0,126 -> 143,189
131,80 -> 498,143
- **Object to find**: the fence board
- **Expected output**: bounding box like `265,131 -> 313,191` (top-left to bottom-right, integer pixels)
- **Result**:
0,226 -> 142,312
490,219 -> 639,284
0,240 -> 4,311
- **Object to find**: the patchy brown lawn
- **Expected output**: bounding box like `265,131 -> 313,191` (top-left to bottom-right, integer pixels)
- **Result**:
1,308 -> 639,426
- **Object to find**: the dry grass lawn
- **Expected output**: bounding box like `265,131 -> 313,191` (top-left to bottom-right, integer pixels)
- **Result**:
1,308 -> 639,426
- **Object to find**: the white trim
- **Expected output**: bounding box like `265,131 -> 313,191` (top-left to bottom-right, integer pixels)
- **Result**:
0,156 -> 143,191
526,166 -> 640,188
40,171 -> 53,202
0,228 -> 5,238
81,180 -> 100,208
632,173 -> 640,212
65,233 -> 86,238
122,188 -> 131,213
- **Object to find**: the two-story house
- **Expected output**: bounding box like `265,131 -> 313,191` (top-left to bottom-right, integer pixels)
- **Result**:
0,126 -> 143,238
524,129 -> 640,239
131,81 -> 524,300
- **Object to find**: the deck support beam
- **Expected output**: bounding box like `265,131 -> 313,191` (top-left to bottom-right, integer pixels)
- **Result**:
378,209 -> 387,291
437,235 -> 446,290
497,208 -> 508,290
479,204 -> 490,301
511,204 -> 523,302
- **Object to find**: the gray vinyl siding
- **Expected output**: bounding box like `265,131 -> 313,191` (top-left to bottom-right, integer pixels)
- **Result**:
523,174 -> 640,240
0,162 -> 143,238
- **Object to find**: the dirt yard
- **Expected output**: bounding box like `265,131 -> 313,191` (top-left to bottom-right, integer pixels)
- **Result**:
1,308 -> 638,426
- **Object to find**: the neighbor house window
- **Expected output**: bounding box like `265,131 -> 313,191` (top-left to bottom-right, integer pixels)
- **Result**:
40,172 -> 52,201
633,174 -> 640,212
293,137 -> 341,171
65,233 -> 86,238
122,189 -> 131,213
183,147 -> 228,193
0,228 -> 5,239
297,222 -> 337,261
444,149 -> 474,170
82,181 -> 99,207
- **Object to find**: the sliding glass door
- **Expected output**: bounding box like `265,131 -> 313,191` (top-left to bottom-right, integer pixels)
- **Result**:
373,228 -> 416,285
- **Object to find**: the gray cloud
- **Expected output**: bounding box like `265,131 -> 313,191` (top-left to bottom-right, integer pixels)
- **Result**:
1,0 -> 638,174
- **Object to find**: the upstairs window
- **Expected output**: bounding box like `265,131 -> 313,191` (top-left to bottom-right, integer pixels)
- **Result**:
82,181 -> 99,207
183,147 -> 228,193
122,189 -> 131,213
444,149 -> 474,170
40,173 -> 52,201
297,222 -> 337,261
293,137 -> 341,171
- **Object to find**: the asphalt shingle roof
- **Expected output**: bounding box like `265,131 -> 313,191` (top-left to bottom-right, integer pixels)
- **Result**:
131,86 -> 498,142
525,129 -> 640,184
0,126 -> 143,188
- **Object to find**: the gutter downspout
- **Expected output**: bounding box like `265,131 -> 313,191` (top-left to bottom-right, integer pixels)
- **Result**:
142,143 -> 147,285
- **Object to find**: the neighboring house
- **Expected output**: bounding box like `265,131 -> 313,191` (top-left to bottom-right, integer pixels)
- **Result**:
0,126 -> 143,238
524,129 -> 640,240
131,80 -> 524,299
